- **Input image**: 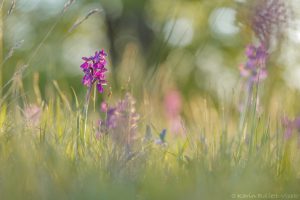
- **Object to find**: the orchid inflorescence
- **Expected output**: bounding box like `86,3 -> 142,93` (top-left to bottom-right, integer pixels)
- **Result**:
239,43 -> 268,83
80,49 -> 108,93
250,0 -> 289,46
98,93 -> 140,147
239,0 -> 289,84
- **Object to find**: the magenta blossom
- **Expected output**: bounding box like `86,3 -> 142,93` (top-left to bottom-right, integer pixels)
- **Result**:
239,43 -> 268,83
282,116 -> 300,140
98,93 -> 139,147
80,49 -> 108,93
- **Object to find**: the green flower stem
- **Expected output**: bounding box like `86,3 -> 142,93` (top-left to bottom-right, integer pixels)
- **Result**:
83,86 -> 92,147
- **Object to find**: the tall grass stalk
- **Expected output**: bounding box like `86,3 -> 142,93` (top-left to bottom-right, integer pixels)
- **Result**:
238,83 -> 253,136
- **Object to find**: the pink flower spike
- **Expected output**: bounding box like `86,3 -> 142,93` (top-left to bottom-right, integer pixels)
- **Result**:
240,43 -> 268,83
80,49 -> 108,93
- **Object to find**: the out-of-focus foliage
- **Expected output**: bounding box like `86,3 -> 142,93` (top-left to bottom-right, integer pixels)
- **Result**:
1,0 -> 298,106
1,0 -> 293,101
0,1 -> 300,199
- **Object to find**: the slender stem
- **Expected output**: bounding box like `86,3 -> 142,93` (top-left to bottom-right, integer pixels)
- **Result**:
238,81 -> 253,136
248,69 -> 262,155
237,81 -> 253,159
83,86 -> 92,147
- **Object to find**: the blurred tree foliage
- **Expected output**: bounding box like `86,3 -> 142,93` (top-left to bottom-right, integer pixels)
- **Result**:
0,0 -> 294,105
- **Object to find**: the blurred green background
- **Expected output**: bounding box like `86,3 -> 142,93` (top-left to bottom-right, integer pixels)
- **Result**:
1,2 -> 300,199
1,0 -> 300,107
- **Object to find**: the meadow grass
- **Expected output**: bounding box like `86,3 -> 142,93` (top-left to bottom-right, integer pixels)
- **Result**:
0,85 -> 299,200
0,0 -> 299,200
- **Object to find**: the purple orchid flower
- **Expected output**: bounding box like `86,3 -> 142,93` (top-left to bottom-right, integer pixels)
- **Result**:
250,0 -> 289,47
239,43 -> 268,83
98,93 -> 140,147
80,49 -> 108,93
